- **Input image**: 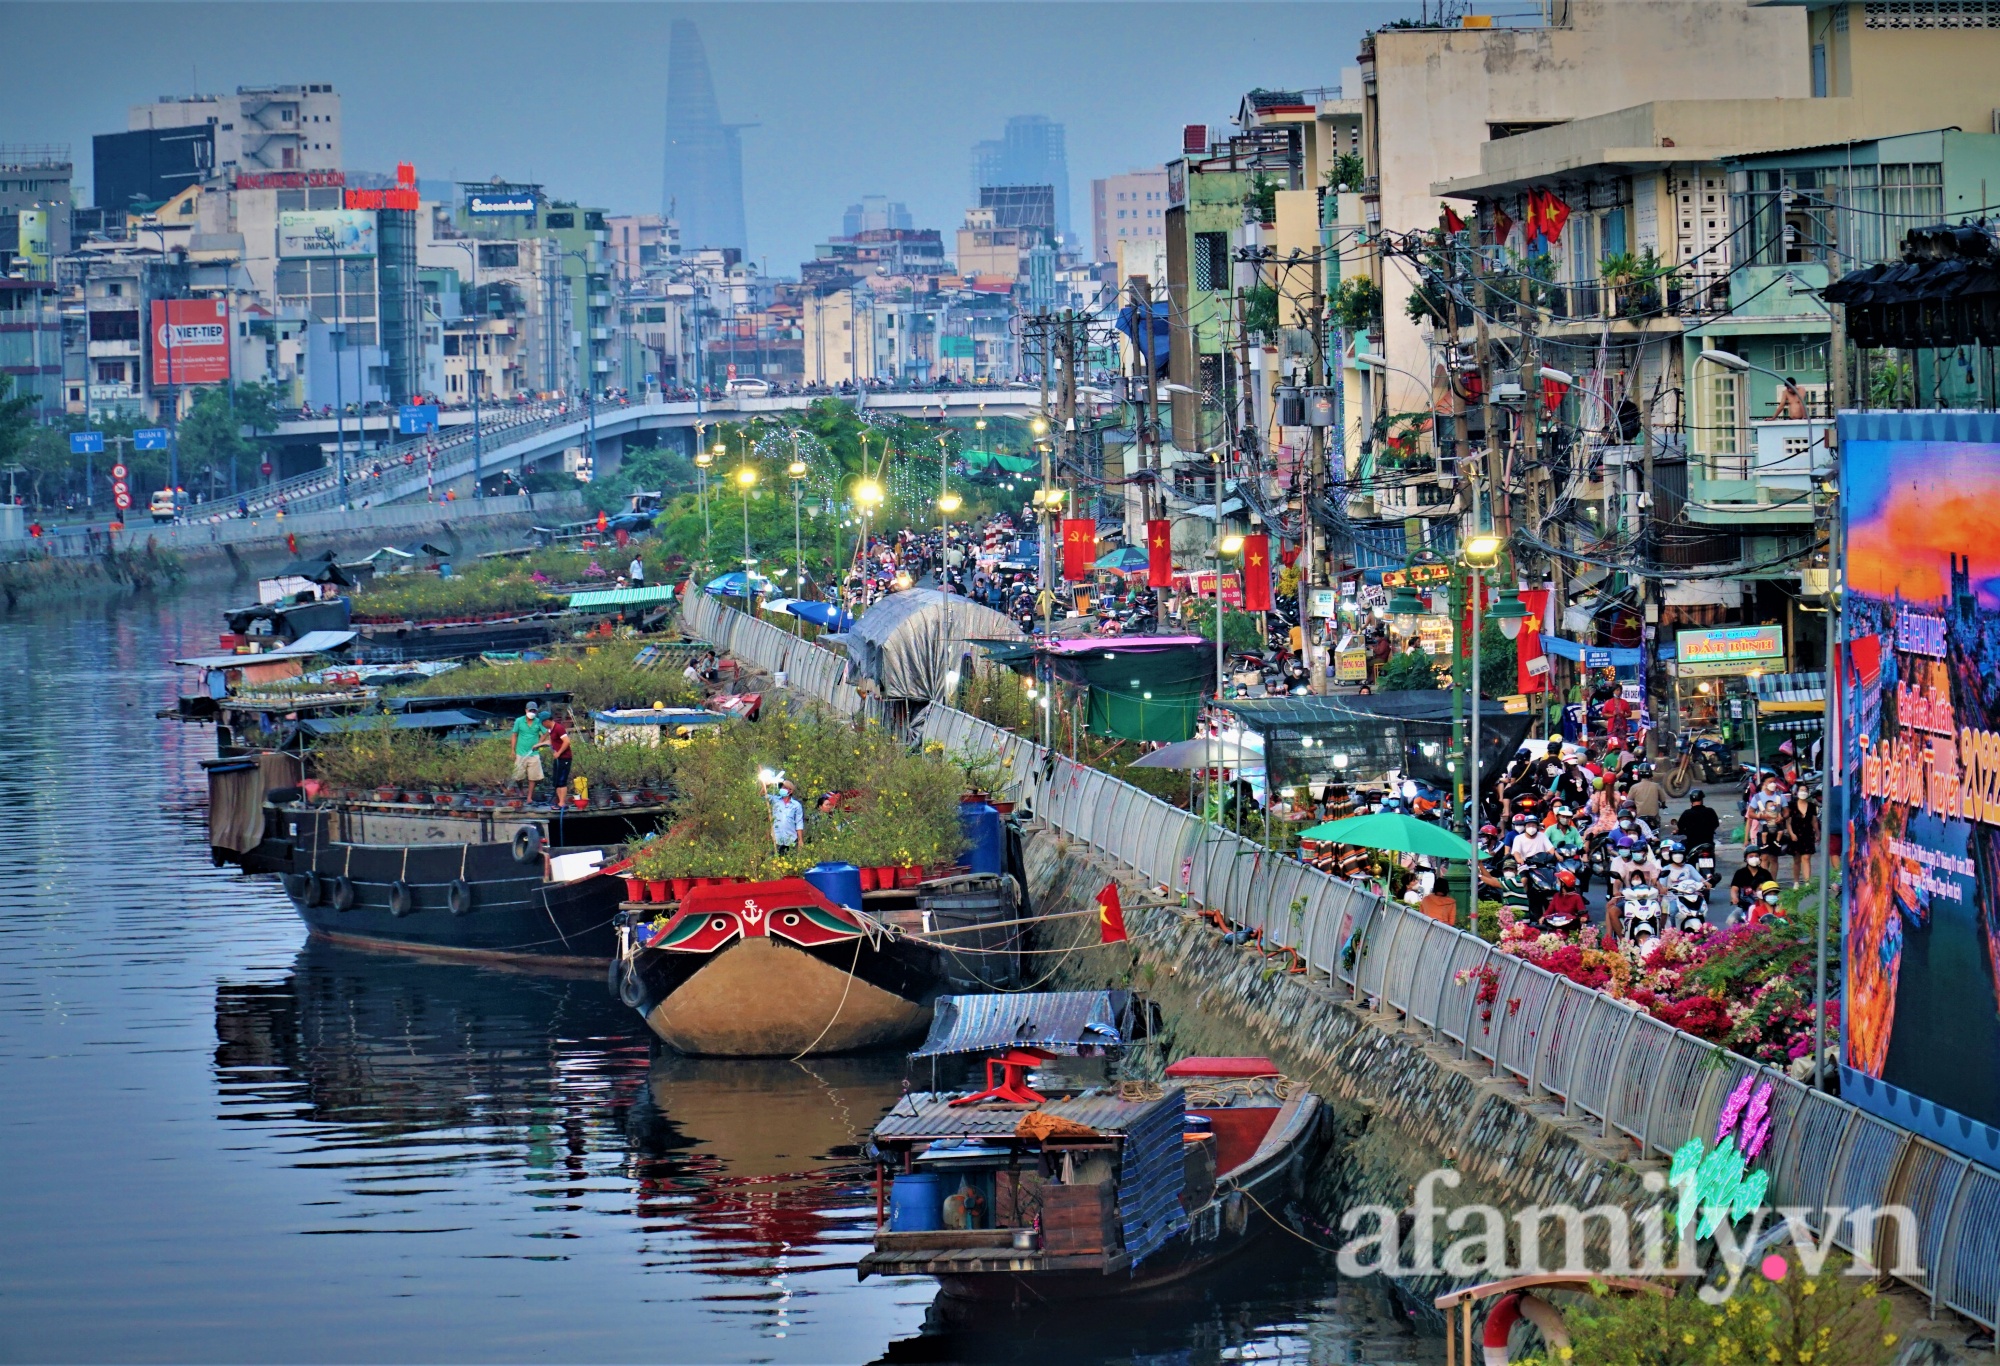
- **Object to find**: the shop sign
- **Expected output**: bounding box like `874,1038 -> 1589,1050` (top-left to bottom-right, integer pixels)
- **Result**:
1308,587 -> 1340,618
277,209 -> 377,258
1334,648 -> 1367,683
1381,561 -> 1453,588
1674,624 -> 1784,676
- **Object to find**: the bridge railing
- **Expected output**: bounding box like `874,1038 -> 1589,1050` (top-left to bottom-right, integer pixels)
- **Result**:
678,587 -> 2000,1332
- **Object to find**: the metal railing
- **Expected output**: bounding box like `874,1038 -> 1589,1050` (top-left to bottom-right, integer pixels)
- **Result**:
678,587 -> 2000,1331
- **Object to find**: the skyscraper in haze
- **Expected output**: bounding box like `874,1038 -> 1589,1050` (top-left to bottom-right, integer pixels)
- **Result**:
970,115 -> 1070,241
661,19 -> 746,255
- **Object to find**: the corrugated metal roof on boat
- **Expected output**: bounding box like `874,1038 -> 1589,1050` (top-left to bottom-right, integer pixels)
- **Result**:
873,1089 -> 1181,1141
910,991 -> 1131,1057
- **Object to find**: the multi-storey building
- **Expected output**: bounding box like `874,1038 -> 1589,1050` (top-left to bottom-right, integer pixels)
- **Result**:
123,85 -> 341,182
1091,167 -> 1169,264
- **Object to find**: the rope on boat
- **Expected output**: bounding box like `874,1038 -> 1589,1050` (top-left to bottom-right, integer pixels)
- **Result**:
789,932 -> 864,1061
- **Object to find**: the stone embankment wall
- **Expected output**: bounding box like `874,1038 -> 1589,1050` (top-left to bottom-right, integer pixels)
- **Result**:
1020,826 -> 1970,1361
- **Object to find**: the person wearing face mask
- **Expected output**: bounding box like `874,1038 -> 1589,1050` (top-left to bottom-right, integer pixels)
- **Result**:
1747,777 -> 1788,850
1729,849 -> 1769,923
1775,785 -> 1820,886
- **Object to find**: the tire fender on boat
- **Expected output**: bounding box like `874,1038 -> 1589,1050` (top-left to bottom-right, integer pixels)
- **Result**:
329,875 -> 356,912
511,824 -> 543,863
448,878 -> 475,916
388,880 -> 415,917
616,959 -> 645,1009
288,871 -> 323,907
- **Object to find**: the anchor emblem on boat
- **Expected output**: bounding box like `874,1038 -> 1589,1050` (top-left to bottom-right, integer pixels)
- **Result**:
739,900 -> 765,926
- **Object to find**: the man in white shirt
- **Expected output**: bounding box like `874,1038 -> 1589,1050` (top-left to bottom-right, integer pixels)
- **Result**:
1509,818 -> 1555,864
628,555 -> 645,585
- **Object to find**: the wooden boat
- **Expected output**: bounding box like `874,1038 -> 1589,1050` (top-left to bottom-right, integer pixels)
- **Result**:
859,1051 -> 1322,1301
612,877 -> 952,1056
231,797 -> 673,971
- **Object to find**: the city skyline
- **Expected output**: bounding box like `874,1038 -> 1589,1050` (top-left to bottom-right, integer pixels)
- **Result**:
0,2 -> 1404,272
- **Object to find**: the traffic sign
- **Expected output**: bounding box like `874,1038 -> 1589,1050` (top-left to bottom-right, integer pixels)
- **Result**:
397,404 -> 438,435
134,428 -> 171,451
70,431 -> 104,455
112,480 -> 129,499
260,461 -> 273,477
111,463 -> 128,481
114,492 -> 132,511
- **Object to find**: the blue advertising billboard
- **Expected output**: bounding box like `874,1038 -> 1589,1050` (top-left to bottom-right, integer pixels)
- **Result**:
1840,410 -> 2000,1167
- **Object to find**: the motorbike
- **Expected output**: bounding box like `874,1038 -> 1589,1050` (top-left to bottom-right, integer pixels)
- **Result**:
1522,851 -> 1562,919
1686,840 -> 1719,890
1660,728 -> 1743,798
1538,896 -> 1586,940
1620,884 -> 1665,952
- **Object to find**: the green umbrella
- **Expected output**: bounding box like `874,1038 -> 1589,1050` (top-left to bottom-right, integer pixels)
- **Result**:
1296,812 -> 1474,860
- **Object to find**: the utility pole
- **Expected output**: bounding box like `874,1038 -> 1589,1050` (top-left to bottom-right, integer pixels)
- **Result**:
1130,275 -> 1155,525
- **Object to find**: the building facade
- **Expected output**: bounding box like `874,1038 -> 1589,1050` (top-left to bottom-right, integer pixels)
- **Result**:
1091,167 -> 1169,264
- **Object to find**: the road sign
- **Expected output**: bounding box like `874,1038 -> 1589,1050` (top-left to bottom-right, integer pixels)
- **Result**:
397,404 -> 438,435
1583,648 -> 1614,669
70,431 -> 104,455
134,428 -> 171,451
260,461 -> 273,476
112,480 -> 129,499
114,491 -> 132,511
111,463 -> 128,481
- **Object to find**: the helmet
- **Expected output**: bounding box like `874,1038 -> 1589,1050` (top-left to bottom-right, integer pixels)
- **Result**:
1689,789 -> 1705,802
1557,870 -> 1577,888
1607,737 -> 1624,751
1554,805 -> 1574,818
1480,824 -> 1500,838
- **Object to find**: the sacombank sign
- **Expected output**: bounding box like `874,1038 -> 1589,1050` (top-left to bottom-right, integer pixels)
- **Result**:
467,193 -> 537,217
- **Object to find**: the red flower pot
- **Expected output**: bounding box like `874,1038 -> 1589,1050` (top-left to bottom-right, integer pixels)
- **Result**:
896,865 -> 922,889
623,877 -> 645,903
858,867 -> 878,892
646,879 -> 670,904
671,878 -> 694,900
875,866 -> 899,889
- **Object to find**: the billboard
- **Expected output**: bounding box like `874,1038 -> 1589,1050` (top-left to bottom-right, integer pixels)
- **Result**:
466,191 -> 537,217
1674,624 -> 1785,676
1840,410 -> 2000,1165
150,299 -> 230,385
277,209 -> 377,258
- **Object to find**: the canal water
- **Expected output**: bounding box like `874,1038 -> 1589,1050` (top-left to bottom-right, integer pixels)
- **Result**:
0,585 -> 1437,1364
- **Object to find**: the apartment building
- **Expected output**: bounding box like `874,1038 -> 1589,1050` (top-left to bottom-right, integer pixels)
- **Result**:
1091,167 -> 1169,264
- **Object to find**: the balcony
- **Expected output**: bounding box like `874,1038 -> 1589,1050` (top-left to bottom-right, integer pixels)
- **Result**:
1685,419 -> 1832,526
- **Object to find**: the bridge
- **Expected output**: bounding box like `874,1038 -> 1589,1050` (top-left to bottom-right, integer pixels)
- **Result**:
227,389 -> 1060,521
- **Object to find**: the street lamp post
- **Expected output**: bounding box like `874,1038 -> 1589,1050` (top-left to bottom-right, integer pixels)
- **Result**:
735,463 -> 757,599
563,248 -> 598,485
141,227 -> 182,505
788,445 -> 808,633
330,326 -> 348,507
1214,532 -> 1245,704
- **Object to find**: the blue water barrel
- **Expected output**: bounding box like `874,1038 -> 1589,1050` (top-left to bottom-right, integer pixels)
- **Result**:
957,803 -> 1004,876
889,1171 -> 945,1232
803,861 -> 863,911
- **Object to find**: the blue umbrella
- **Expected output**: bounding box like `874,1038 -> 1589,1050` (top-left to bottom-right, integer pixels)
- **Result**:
1095,546 -> 1150,573
785,600 -> 856,630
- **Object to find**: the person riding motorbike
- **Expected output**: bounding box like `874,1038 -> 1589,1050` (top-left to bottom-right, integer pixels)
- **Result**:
1539,869 -> 1588,940
1609,834 -> 1661,901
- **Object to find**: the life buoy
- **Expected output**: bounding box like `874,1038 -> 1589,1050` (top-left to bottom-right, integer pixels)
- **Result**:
511,824 -> 543,863
1481,1292 -> 1570,1365
329,875 -> 356,912
448,879 -> 474,916
388,880 -> 415,917
288,871 -> 323,907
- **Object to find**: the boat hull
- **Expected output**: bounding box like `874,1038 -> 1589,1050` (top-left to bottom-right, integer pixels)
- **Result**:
243,804 -> 655,967
623,933 -> 942,1056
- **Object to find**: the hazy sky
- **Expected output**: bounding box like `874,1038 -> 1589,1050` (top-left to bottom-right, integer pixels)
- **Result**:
2,2 -> 1408,269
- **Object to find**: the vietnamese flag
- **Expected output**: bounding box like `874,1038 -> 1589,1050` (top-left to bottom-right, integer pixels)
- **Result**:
1538,189 -> 1571,244
1441,204 -> 1466,234
1146,518 -> 1173,588
1516,588 -> 1550,694
1061,518 -> 1096,581
1241,534 -> 1273,612
1096,882 -> 1128,944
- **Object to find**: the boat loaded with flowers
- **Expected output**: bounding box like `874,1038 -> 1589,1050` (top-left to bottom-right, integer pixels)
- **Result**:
604,709 -> 1025,1055
229,545 -> 674,663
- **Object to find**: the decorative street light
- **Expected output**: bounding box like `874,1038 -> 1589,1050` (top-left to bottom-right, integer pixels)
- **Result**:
734,463 -> 758,598
787,451 -> 808,631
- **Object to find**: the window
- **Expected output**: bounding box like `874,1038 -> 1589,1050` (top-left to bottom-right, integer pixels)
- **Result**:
1193,231 -> 1229,291
545,211 -> 575,229
107,282 -> 123,299
95,361 -> 128,383
1812,43 -> 1829,96
478,242 -> 519,269
1694,366 -> 1743,471
1865,1 -> 2000,26
1773,340 -> 1830,372
89,310 -> 138,341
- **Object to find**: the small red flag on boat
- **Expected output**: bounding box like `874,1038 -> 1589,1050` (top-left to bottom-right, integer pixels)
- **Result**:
1097,882 -> 1128,945
285,532 -> 297,555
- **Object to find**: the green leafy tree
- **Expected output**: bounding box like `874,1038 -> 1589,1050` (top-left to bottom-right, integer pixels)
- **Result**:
1377,647 -> 1444,691
1242,283 -> 1280,339
1331,276 -> 1383,335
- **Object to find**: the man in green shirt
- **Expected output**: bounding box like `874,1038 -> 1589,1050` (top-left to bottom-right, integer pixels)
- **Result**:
511,702 -> 549,804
